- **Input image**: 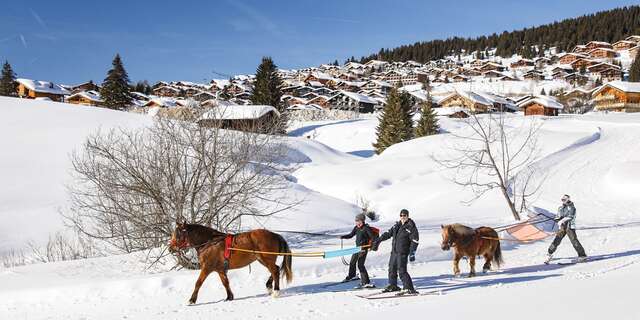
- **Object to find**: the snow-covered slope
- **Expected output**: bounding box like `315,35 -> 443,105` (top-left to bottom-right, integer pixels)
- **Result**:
3,98 -> 640,319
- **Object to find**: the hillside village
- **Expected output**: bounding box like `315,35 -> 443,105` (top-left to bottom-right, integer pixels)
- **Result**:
5,34 -> 640,125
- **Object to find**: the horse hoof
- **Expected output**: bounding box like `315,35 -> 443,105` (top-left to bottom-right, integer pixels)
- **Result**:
271,290 -> 280,298
468,273 -> 476,278
188,299 -> 196,305
267,288 -> 273,295
225,296 -> 234,301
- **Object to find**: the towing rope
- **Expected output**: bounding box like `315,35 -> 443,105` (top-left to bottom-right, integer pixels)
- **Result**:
228,244 -> 372,258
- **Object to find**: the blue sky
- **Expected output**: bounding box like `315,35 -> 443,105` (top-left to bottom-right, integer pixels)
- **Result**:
0,0 -> 638,84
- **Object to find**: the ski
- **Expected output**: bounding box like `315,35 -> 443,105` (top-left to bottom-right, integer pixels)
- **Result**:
321,277 -> 360,288
357,290 -> 443,300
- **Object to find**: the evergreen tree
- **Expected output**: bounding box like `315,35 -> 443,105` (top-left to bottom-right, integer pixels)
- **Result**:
414,93 -> 439,137
250,56 -> 286,133
100,54 -> 132,110
372,87 -> 413,154
629,56 -> 640,82
0,60 -> 17,97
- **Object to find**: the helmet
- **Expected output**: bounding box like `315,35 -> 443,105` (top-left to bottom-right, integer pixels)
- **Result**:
355,213 -> 366,221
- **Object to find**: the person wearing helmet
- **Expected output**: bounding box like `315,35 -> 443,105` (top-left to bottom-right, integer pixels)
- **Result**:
371,209 -> 419,295
545,195 -> 587,264
340,213 -> 376,288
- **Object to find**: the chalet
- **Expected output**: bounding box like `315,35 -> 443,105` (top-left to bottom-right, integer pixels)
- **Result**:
363,80 -> 393,94
304,72 -> 336,86
144,97 -> 181,108
435,106 -> 470,118
613,40 -> 637,51
326,91 -> 379,113
534,57 -> 552,68
470,59 -> 486,68
344,62 -> 365,71
558,53 -> 588,65
517,96 -> 564,116
197,105 -> 280,132
572,45 -> 588,54
193,91 -> 217,101
563,88 -> 594,100
153,85 -> 181,97
451,74 -> 469,82
592,81 -> 640,112
300,92 -> 319,100
482,70 -> 504,79
629,46 -> 640,58
130,92 -> 150,101
312,87 -> 335,96
510,59 -> 534,69
586,48 -> 617,59
335,80 -> 366,92
587,63 -> 623,81
66,90 -> 103,106
564,73 -> 589,84
307,95 -> 331,108
570,58 -> 595,71
625,35 -> 640,43
523,70 -> 544,81
438,90 -> 493,113
479,62 -> 505,72
71,81 -> 100,93
585,41 -> 613,51
364,60 -> 389,72
15,78 -> 70,102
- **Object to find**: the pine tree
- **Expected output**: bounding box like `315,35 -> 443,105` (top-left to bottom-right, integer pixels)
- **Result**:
372,87 -> 413,154
414,93 -> 439,137
100,54 -> 132,110
250,56 -> 286,133
629,56 -> 640,82
0,60 -> 17,97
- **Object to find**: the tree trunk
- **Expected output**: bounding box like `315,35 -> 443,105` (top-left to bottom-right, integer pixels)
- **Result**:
500,185 -> 521,221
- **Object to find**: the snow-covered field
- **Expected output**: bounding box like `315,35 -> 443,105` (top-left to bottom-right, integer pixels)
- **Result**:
2,97 -> 640,319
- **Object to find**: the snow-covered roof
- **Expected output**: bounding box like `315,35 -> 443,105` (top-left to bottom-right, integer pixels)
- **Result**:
307,80 -> 324,87
517,95 -> 564,110
592,80 -> 640,95
439,90 -> 494,107
144,97 -> 178,108
434,106 -> 470,117
288,104 -> 324,111
338,91 -> 379,104
16,78 -> 70,95
200,105 -> 279,120
68,90 -> 103,102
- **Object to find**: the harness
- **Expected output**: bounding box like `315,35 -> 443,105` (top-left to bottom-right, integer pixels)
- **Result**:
223,234 -> 234,272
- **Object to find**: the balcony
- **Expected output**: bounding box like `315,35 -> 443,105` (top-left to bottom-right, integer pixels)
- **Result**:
595,102 -> 640,111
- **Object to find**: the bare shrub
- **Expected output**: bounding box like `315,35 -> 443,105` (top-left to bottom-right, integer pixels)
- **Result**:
28,231 -> 101,263
1,249 -> 26,268
435,112 -> 545,221
64,116 -> 297,266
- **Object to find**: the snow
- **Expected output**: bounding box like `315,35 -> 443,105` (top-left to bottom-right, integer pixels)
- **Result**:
593,80 -> 640,95
3,97 -> 640,319
339,90 -> 379,105
67,90 -> 103,102
15,78 -> 70,95
517,95 -> 564,109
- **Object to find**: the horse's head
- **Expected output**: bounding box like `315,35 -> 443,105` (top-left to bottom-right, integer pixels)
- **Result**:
440,224 -> 455,251
169,222 -> 192,253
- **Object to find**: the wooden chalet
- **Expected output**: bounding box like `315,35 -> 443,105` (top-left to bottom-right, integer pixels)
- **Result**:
523,71 -> 544,81
326,91 -> 378,113
510,59 -> 534,69
564,73 -> 589,84
517,96 -> 564,116
71,81 -> 100,93
587,63 -> 623,82
15,78 -> 70,102
625,35 -> 640,43
570,58 -> 595,71
586,48 -> 617,59
559,53 -> 587,65
197,105 -> 280,132
613,40 -> 637,51
479,62 -> 505,72
572,45 -> 588,54
438,90 -> 493,113
592,81 -> 640,112
585,41 -> 612,51
153,86 -> 181,97
66,90 -> 103,106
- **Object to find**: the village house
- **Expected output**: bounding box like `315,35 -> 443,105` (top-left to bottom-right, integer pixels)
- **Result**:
326,91 -> 379,113
558,53 -> 588,65
479,62 -> 506,72
592,81 -> 640,112
71,81 -> 100,93
586,47 -> 618,59
572,45 -> 589,54
15,78 -> 70,102
197,105 -> 280,132
585,41 -> 613,51
518,96 -> 564,116
363,80 -> 393,94
153,85 -> 181,97
66,90 -> 103,106
570,58 -> 596,71
438,90 -> 494,113
612,40 -> 637,51
510,59 -> 535,69
523,70 -> 544,81
564,73 -> 589,84
587,63 -> 623,82
625,35 -> 640,43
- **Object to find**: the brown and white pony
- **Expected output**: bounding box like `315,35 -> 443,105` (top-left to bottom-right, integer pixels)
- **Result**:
169,222 -> 293,303
440,224 -> 503,277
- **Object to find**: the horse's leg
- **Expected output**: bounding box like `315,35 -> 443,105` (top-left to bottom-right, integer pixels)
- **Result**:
261,255 -> 281,297
482,251 -> 493,273
256,256 -> 275,295
468,255 -> 476,277
453,252 -> 462,277
217,271 -> 234,301
189,265 -> 212,304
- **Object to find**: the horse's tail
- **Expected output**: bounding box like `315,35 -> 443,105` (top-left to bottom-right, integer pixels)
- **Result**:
275,233 -> 293,283
493,238 -> 504,268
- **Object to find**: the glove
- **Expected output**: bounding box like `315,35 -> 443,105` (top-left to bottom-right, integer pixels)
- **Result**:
370,239 -> 380,251
409,251 -> 416,262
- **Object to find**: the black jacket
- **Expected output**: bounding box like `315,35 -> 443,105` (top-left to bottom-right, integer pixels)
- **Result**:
341,224 -> 374,247
378,218 -> 419,254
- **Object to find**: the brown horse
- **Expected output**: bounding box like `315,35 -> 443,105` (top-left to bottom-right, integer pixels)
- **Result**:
440,224 -> 503,277
168,222 -> 293,303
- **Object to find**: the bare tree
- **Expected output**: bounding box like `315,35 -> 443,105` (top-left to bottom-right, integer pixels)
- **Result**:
64,114 -> 298,267
435,112 -> 544,221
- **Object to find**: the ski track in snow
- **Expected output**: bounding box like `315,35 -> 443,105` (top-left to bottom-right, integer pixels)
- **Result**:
2,98 -> 640,319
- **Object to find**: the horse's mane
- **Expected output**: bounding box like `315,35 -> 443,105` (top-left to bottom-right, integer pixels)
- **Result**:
186,224 -> 227,242
449,223 -> 476,243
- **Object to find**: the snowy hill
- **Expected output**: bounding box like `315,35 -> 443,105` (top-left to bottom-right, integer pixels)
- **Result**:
2,98 -> 640,319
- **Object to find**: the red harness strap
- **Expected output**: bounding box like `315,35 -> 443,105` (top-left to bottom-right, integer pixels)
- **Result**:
224,234 -> 234,259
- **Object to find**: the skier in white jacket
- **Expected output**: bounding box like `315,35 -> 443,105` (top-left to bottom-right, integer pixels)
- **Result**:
545,195 -> 587,264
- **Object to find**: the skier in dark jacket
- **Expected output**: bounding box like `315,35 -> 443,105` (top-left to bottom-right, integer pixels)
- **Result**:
340,213 -> 375,288
372,209 -> 419,294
